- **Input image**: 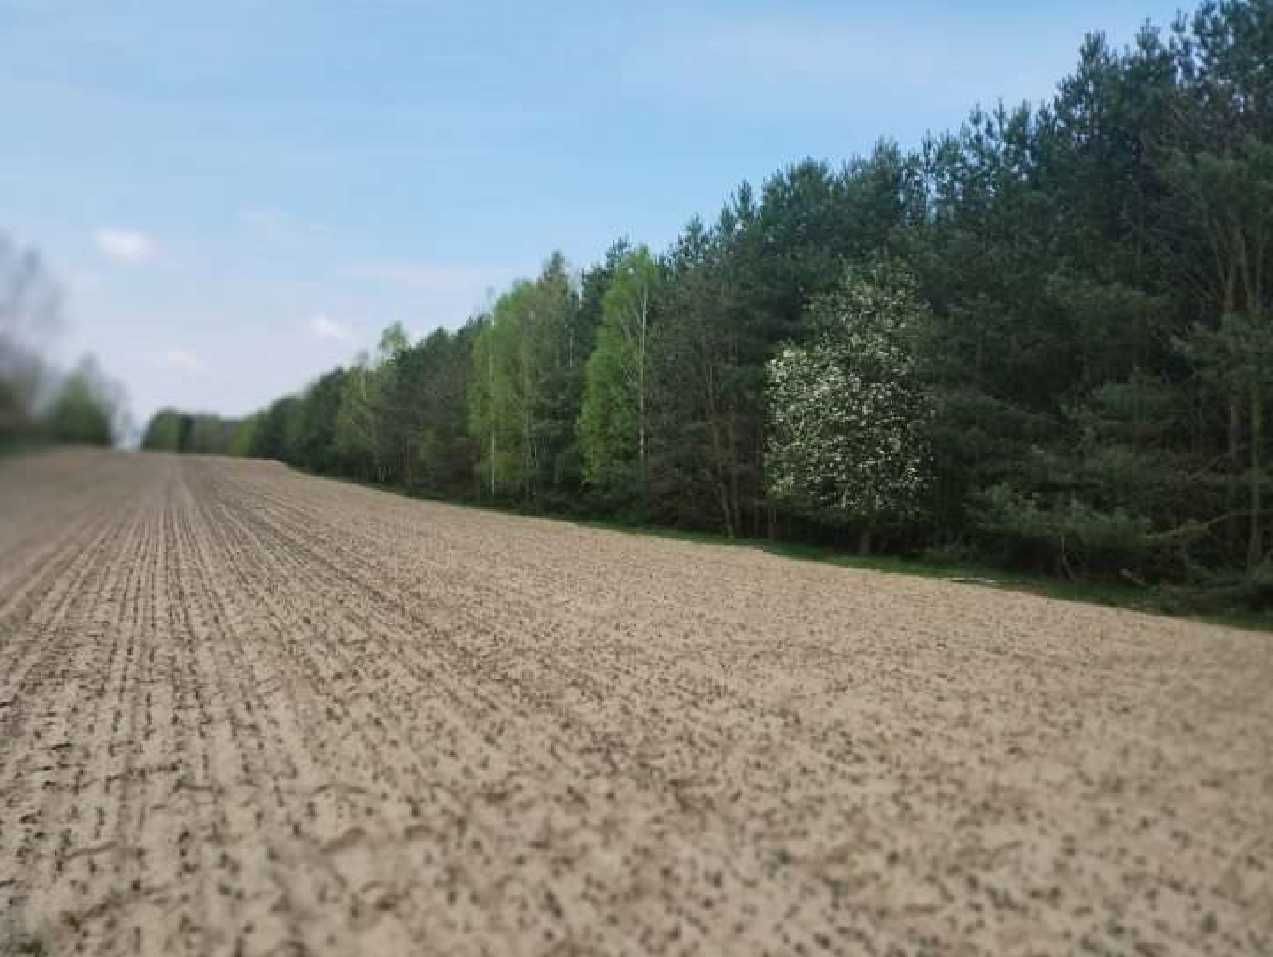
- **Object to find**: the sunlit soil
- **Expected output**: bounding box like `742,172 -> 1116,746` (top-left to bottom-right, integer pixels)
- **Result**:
1,450 -> 1269,955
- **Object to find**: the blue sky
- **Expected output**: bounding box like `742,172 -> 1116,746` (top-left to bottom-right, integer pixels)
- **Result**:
1,0 -> 1184,430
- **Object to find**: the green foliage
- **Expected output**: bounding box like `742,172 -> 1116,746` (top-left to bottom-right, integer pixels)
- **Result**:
143,407 -> 243,455
228,415 -> 258,456
579,246 -> 660,502
141,408 -> 183,450
579,323 -> 636,486
334,362 -> 382,478
1,232 -> 130,450
975,483 -> 1158,578
250,395 -> 300,462
290,368 -> 347,473
141,408 -> 242,454
44,361 -> 118,446
207,0 -> 1273,609
468,254 -> 584,503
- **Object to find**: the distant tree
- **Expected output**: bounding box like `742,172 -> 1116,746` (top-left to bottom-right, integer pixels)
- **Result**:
141,409 -> 241,454
333,357 -> 379,478
44,357 -> 119,446
648,212 -> 752,535
468,254 -> 581,503
250,395 -> 301,463
0,232 -> 62,441
291,368 -> 348,473
228,415 -> 258,457
141,409 -> 183,450
404,324 -> 480,496
469,287 -> 529,498
579,246 -> 660,509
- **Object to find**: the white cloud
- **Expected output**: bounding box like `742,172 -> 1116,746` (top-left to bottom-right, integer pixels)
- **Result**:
308,313 -> 354,342
94,228 -> 157,264
163,348 -> 205,373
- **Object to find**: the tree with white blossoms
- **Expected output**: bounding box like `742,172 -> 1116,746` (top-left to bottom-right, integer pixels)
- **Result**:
765,261 -> 932,552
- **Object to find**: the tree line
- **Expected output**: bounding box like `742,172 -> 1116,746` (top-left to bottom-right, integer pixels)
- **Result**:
1,233 -> 127,450
146,0 -> 1273,608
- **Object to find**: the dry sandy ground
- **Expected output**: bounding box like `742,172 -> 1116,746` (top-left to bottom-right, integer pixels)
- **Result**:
0,450 -> 1269,956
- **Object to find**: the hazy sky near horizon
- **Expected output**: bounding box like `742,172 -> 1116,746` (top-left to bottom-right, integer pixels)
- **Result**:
2,0 -> 1184,430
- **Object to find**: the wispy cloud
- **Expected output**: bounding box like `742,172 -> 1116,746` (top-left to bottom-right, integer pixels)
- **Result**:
343,261 -> 496,291
343,260 -> 521,323
94,227 -> 157,264
623,15 -> 917,98
622,12 -> 1058,117
163,348 -> 205,373
308,313 -> 354,342
239,207 -> 330,245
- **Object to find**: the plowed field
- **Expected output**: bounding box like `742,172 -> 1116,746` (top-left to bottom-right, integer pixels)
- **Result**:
1,450 -> 1269,955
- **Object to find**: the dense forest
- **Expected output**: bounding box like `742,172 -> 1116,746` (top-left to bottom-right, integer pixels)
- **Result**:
1,232 -> 127,450
146,0 -> 1273,609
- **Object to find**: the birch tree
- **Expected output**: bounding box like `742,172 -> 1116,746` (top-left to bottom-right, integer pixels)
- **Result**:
578,246 -> 660,507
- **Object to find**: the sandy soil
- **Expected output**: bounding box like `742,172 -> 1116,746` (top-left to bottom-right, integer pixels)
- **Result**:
0,450 -> 1269,956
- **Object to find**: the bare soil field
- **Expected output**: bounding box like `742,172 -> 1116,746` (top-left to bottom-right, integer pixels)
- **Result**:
0,450 -> 1269,956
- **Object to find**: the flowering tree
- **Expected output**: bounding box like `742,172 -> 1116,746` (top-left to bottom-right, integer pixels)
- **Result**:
765,262 -> 931,549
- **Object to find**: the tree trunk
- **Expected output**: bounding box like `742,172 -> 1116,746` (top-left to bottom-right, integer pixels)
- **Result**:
1230,393 -> 1242,558
638,378 -> 647,519
523,404 -> 532,503
718,483 -> 735,539
857,528 -> 872,556
1249,381 -> 1263,570
638,285 -> 648,520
